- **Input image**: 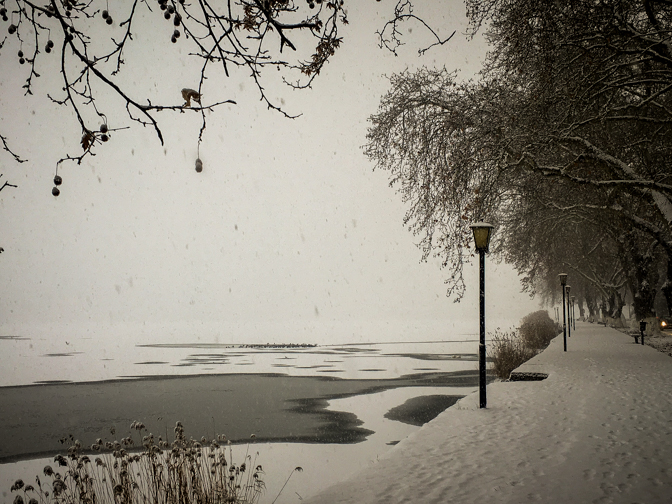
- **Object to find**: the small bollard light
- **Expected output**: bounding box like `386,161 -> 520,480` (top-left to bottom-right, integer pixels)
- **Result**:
639,320 -> 647,345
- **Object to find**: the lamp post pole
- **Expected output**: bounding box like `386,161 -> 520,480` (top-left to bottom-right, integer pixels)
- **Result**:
566,285 -> 572,338
559,274 -> 568,352
571,296 -> 576,331
478,247 -> 486,407
470,222 -> 494,409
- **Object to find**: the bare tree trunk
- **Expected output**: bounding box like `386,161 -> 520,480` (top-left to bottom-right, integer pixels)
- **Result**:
631,252 -> 657,321
585,290 -> 598,321
600,297 -> 609,321
660,253 -> 672,317
577,296 -> 585,320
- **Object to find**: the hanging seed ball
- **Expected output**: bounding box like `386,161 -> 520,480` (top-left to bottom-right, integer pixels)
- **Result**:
171,35 -> 177,43
102,10 -> 109,19
54,175 -> 63,186
167,5 -> 175,14
8,24 -> 17,34
45,45 -> 51,53
18,50 -> 23,58
100,123 -> 108,134
69,26 -> 75,33
100,134 -> 109,142
0,8 -> 6,16
173,14 -> 181,26
106,16 -> 113,25
47,40 -> 54,48
164,11 -> 171,20
19,57 -> 25,64
160,3 -> 167,10
52,187 -> 60,197
195,158 -> 203,173
173,29 -> 180,38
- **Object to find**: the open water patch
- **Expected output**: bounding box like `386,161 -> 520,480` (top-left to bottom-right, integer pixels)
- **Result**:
384,395 -> 462,426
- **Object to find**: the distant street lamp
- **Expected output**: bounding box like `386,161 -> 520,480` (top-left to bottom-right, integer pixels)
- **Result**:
566,285 -> 572,338
559,273 -> 568,352
470,222 -> 494,409
571,296 -> 576,331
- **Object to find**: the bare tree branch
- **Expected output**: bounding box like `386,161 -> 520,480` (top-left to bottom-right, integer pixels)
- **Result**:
376,0 -> 455,56
1,134 -> 27,164
0,0 -> 350,173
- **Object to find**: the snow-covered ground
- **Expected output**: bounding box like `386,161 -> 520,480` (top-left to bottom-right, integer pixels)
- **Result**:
304,322 -> 672,504
646,334 -> 672,358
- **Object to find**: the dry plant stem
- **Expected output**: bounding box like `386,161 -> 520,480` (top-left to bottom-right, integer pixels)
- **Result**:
271,466 -> 303,504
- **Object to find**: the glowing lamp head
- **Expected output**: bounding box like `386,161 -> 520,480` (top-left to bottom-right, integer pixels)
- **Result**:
558,273 -> 568,286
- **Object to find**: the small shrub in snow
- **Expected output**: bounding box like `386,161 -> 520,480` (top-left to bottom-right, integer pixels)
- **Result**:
489,330 -> 537,380
519,310 -> 557,350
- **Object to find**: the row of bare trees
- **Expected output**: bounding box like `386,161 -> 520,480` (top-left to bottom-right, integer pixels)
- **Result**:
366,0 -> 672,321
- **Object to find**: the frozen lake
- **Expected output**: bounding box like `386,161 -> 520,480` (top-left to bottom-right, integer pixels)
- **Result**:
0,336 -> 483,503
0,335 -> 482,386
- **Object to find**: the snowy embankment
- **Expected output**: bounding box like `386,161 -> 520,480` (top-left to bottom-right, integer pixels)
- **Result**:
304,322 -> 672,504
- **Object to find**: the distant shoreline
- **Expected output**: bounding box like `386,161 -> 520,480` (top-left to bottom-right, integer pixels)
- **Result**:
136,343 -> 319,349
0,371 -> 477,463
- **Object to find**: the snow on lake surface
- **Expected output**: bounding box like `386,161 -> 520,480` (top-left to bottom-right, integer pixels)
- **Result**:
304,322 -> 672,504
0,337 -> 480,386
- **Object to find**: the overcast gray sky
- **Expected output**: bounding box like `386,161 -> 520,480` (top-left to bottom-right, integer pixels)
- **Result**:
0,1 -> 539,346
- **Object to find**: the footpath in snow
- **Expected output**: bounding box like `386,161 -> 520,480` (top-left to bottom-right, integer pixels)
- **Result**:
304,322 -> 672,504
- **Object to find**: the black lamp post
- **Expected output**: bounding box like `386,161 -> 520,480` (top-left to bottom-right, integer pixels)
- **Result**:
571,295 -> 576,331
566,285 -> 572,338
470,222 -> 494,409
559,273 -> 568,352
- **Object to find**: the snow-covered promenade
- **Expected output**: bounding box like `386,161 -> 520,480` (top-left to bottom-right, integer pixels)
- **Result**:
305,322 -> 672,504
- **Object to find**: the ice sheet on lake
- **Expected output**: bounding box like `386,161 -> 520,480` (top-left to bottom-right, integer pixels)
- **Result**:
0,338 -> 481,386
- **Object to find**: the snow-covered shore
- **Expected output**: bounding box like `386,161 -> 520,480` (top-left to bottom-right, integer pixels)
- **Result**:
304,322 -> 672,504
